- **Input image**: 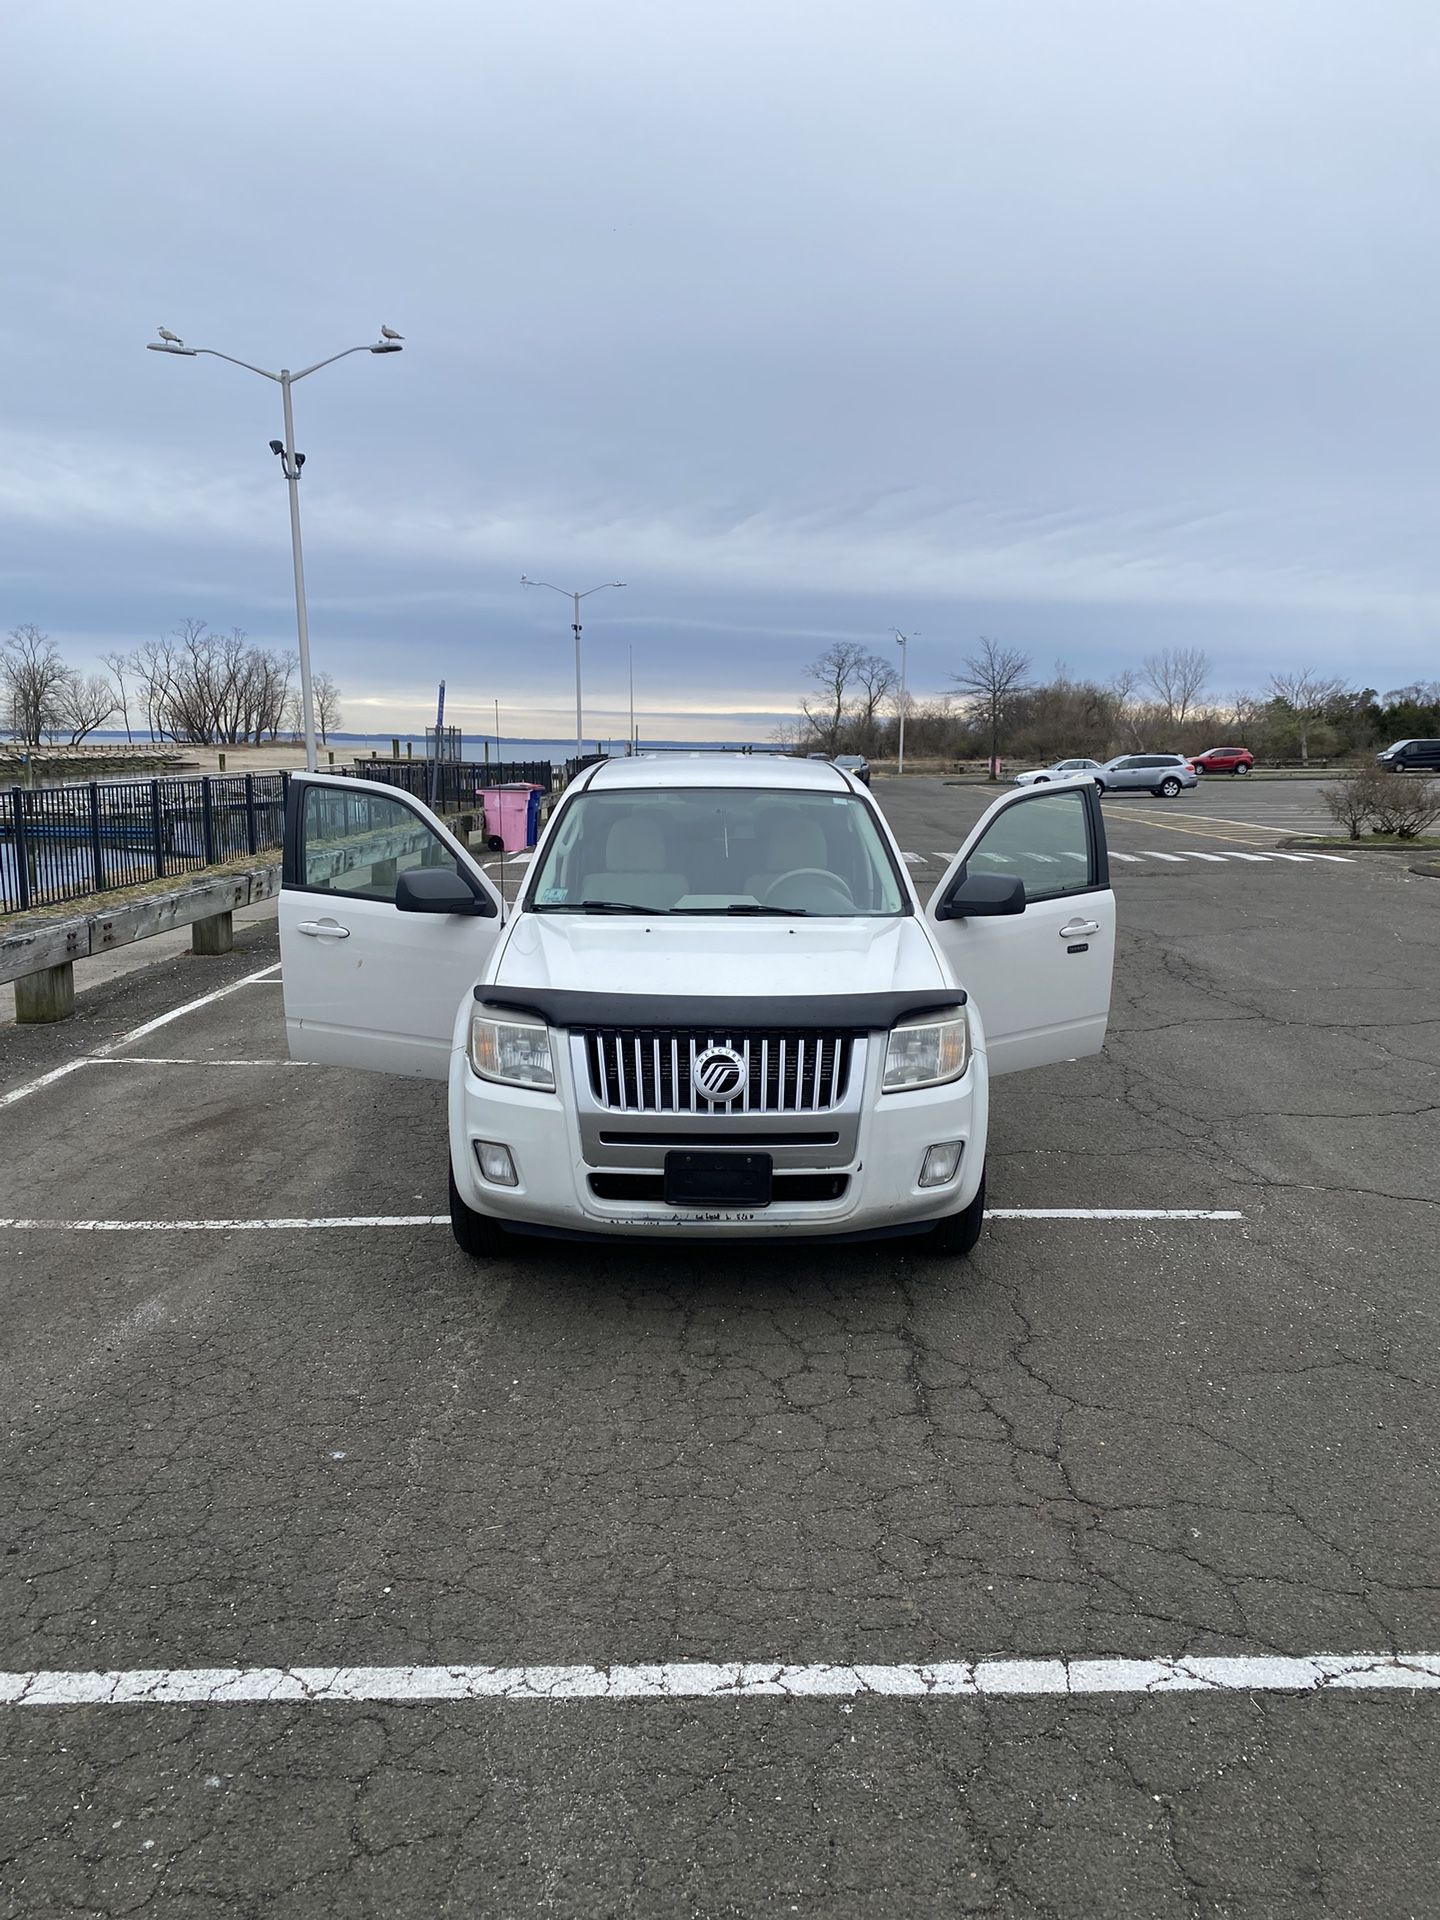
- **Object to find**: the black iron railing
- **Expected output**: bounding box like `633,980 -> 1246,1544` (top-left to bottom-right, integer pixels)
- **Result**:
1,759 -> 556,917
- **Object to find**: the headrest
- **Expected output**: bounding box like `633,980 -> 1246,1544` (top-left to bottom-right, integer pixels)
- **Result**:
605,815 -> 668,871
766,818 -> 828,871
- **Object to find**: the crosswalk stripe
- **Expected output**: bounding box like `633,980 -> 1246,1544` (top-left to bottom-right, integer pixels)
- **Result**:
1218,851 -> 1273,862
1139,851 -> 1187,862
1110,852 -> 1142,862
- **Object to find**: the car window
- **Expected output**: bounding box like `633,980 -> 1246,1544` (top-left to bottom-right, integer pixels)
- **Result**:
527,786 -> 906,916
300,785 -> 465,900
963,788 -> 1096,903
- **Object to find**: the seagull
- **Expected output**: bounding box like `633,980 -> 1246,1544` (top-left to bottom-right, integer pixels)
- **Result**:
379,325 -> 403,342
157,327 -> 184,346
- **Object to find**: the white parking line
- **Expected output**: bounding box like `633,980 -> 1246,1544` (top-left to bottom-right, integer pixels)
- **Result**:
1110,851 -> 1142,862
0,1208 -> 1244,1232
2,1650 -> 1434,1708
1138,851 -> 1188,862
0,962 -> 283,1113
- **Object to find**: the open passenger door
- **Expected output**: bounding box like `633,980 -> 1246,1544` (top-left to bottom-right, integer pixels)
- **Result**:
924,780 -> 1114,1076
279,773 -> 506,1078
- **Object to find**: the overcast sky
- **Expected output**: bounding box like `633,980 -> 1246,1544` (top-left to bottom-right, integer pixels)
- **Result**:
3,0 -> 1437,741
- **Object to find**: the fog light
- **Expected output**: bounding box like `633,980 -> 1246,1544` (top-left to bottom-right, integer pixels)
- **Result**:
475,1141 -> 518,1187
919,1141 -> 963,1188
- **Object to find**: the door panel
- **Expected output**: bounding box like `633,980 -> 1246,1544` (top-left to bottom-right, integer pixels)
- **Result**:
280,774 -> 505,1078
926,783 -> 1115,1076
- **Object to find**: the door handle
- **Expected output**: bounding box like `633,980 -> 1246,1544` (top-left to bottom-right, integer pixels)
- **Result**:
296,920 -> 351,940
1059,919 -> 1100,938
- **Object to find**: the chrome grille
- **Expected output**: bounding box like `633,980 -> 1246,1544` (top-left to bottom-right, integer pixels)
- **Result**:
582,1029 -> 855,1114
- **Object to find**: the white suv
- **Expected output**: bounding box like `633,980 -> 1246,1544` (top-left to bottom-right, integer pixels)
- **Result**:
279,760 -> 1115,1257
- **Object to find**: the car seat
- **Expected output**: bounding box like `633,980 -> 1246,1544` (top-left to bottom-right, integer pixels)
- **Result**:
580,815 -> 687,910
744,816 -> 831,900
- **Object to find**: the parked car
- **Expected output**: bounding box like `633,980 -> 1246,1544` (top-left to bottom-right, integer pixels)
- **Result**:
833,753 -> 871,786
278,757 -> 1116,1258
1093,754 -> 1197,796
1190,746 -> 1254,775
1376,739 -> 1440,773
1012,758 -> 1103,787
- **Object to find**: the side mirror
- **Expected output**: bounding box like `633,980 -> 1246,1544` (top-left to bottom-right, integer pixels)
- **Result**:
395,868 -> 491,916
934,869 -> 1026,921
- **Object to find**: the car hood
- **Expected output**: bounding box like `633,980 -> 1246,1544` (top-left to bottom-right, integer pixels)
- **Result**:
490,912 -> 948,1001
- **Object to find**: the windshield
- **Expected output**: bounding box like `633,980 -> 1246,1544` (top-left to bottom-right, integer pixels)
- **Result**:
527,787 -> 907,916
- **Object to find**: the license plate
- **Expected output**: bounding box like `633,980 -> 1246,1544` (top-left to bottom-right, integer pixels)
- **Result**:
663,1150 -> 773,1208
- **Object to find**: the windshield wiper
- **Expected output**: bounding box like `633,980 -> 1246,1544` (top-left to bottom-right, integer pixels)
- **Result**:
672,903 -> 809,916
570,899 -> 656,914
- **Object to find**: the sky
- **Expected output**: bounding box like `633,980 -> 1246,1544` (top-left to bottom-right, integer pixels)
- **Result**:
2,0 -> 1438,742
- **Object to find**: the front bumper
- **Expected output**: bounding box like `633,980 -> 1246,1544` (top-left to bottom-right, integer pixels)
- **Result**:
447,1023 -> 989,1241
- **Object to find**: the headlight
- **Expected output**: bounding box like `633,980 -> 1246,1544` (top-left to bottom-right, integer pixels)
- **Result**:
882,1009 -> 970,1091
468,1008 -> 555,1090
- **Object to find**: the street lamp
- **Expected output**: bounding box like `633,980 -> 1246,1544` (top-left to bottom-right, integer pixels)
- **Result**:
519,577 -> 626,758
890,630 -> 918,775
146,327 -> 404,772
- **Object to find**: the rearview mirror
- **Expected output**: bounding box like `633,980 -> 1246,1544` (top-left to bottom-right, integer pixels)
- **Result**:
395,868 -> 490,916
933,869 -> 1026,921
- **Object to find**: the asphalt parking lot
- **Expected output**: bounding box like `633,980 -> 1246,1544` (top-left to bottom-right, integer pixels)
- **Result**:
2,775 -> 1437,1918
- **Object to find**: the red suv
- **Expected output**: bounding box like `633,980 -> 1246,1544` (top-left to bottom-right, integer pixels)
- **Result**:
1189,746 -> 1254,775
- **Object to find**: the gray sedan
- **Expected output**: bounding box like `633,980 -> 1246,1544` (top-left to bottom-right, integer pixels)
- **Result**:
1011,758 -> 1103,786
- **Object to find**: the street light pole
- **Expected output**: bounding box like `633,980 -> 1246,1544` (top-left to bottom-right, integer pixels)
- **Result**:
278,371 -> 317,768
519,577 -> 627,759
628,644 -> 636,754
147,330 -> 403,772
891,630 -> 916,776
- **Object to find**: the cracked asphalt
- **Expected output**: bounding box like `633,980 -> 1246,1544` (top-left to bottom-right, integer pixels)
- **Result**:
1,776 -> 1437,1917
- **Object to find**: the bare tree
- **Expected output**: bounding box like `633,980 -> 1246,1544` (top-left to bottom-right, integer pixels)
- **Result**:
851,654 -> 897,753
101,650 -> 134,744
1268,668 -> 1347,766
800,642 -> 871,754
312,672 -> 342,745
2,625 -> 70,744
1141,647 -> 1211,728
52,672 -> 117,746
951,637 -> 1032,778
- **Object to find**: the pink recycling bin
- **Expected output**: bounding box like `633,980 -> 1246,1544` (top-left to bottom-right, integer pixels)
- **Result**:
490,784 -> 544,852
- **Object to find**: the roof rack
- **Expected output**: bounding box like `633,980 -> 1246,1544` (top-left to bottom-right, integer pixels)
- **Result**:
631,744 -> 793,757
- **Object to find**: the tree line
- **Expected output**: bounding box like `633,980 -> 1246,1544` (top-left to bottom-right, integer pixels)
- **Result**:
2,622 -> 342,747
779,639 -> 1439,767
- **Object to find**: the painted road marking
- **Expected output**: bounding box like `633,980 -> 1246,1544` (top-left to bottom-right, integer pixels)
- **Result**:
901,851 -> 927,866
1138,851 -> 1188,862
1110,851 -> 1142,862
0,962 -> 284,1113
0,1209 -> 1245,1232
2,1651 -> 1434,1708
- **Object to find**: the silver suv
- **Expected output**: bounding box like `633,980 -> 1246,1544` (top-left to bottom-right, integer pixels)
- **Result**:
1094,754 -> 1196,797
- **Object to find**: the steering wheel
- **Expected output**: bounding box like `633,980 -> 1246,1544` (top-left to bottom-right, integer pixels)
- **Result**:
762,868 -> 855,912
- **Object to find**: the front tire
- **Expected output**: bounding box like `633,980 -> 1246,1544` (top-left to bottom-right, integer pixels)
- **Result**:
448,1160 -> 513,1259
923,1167 -> 986,1257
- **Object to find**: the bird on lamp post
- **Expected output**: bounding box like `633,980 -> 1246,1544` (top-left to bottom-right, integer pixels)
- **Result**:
380,325 -> 403,342
157,327 -> 184,347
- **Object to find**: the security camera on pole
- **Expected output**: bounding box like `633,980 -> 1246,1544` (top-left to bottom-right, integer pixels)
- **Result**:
147,325 -> 404,772
890,629 -> 918,775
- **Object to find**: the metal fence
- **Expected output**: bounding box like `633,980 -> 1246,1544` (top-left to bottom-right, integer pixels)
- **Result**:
345,759 -> 557,808
1,759 -> 556,916
2,773 -> 289,915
